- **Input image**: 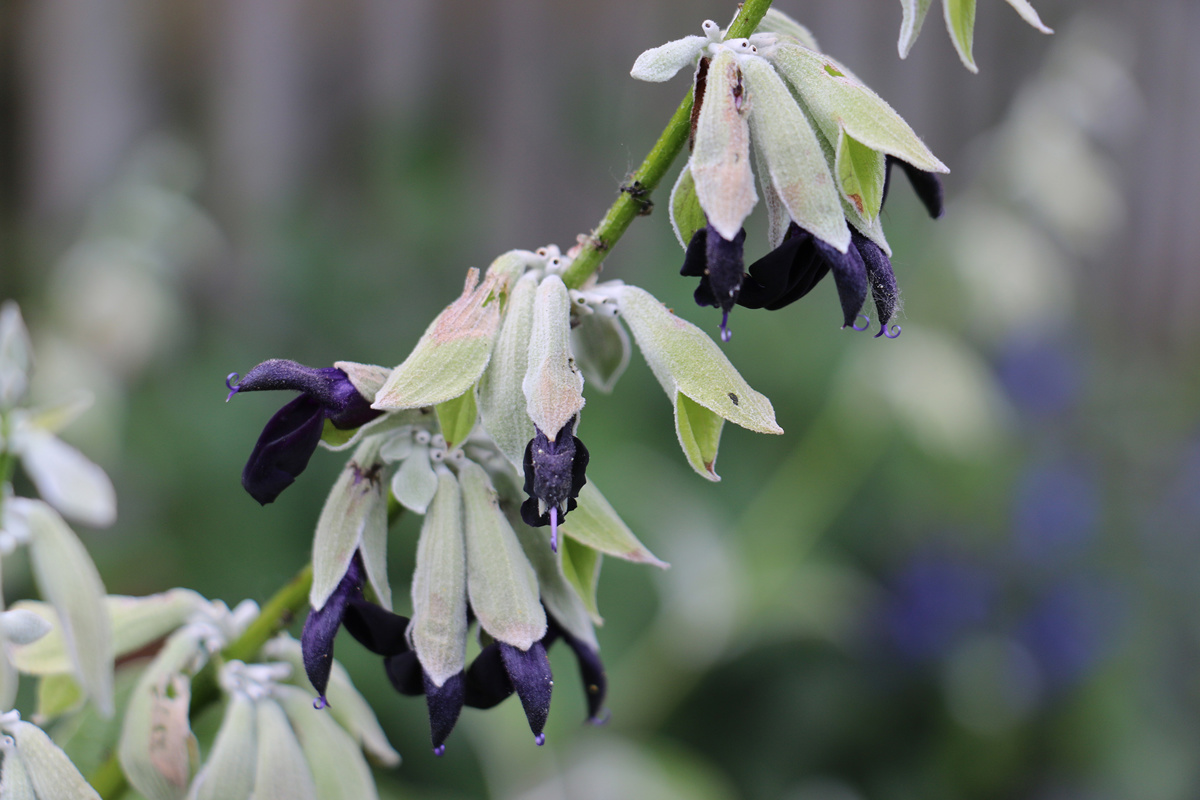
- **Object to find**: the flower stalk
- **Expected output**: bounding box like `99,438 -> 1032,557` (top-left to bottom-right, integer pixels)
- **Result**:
560,0 -> 776,290
88,3 -> 782,794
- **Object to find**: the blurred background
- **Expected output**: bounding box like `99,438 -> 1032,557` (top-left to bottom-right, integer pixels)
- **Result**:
2,0 -> 1199,797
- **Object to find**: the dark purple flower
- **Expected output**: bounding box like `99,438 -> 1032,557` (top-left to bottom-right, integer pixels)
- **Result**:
225,359 -> 382,504
301,554 -> 366,708
340,598 -> 607,754
680,224 -> 747,342
737,223 -> 907,337
521,419 -> 589,552
882,155 -> 945,219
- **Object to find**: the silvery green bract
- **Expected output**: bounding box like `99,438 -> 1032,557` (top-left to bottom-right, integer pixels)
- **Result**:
372,251 -> 534,413
0,711 -> 102,800
309,438 -> 392,612
897,0 -> 1052,71
616,285 -> 782,480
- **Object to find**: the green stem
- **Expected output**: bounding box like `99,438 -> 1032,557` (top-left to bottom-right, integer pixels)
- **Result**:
560,0 -> 776,289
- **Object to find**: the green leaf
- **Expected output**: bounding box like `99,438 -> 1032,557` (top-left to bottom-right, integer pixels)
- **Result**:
435,390 -> 477,449
675,393 -> 725,481
478,272 -> 538,466
523,275 -> 584,440
690,49 -> 757,241
560,537 -> 602,626
24,500 -> 113,715
741,56 -> 848,251
769,41 -> 949,173
409,469 -> 468,687
668,165 -> 708,250
944,0 -> 978,72
460,461 -> 546,649
897,0 -> 933,57
560,483 -> 667,568
616,285 -> 783,437
1004,0 -> 1052,33
836,132 -> 887,223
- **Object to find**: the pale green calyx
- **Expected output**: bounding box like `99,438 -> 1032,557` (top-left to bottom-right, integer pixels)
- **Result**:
523,275 -> 585,441
690,47 -> 758,241
459,461 -> 546,650
310,438 -> 392,611
740,54 -> 849,250
616,286 -> 782,480
478,271 -> 538,466
409,466 -> 469,687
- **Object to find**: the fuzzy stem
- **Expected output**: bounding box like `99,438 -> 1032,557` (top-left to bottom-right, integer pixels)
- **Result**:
560,0 -> 775,289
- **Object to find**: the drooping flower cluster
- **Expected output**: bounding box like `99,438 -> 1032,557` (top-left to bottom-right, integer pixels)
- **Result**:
632,9 -> 950,340
226,244 -> 783,753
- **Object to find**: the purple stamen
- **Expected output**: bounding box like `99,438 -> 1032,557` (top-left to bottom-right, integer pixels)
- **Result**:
588,709 -> 612,726
433,745 -> 446,757
719,311 -> 732,342
535,733 -> 546,746
549,507 -> 559,553
876,323 -> 902,340
225,372 -> 241,402
312,695 -> 329,710
851,314 -> 870,332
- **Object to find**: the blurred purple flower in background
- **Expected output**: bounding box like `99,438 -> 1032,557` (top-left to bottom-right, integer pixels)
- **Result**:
1013,461 -> 1100,566
879,548 -> 994,663
1017,576 -> 1121,691
994,337 -> 1082,419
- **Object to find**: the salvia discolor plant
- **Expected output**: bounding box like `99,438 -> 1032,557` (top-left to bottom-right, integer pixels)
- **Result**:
0,0 -> 1052,796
